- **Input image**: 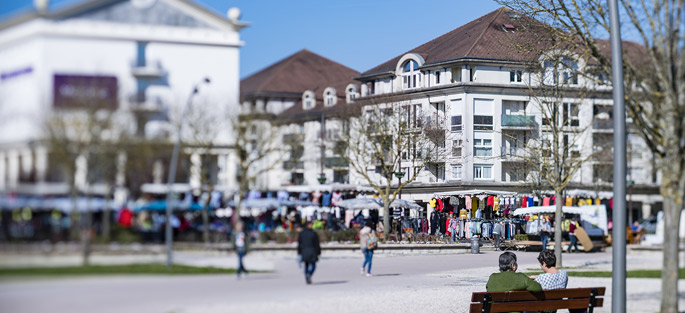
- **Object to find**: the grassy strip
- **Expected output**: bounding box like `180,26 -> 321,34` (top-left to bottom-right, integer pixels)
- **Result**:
0,264 -> 237,276
525,268 -> 685,279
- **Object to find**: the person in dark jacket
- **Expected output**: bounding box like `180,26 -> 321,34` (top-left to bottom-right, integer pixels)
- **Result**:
486,251 -> 542,292
297,220 -> 321,284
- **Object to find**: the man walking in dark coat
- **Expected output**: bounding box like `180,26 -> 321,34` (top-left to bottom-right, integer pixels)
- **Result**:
297,220 -> 321,284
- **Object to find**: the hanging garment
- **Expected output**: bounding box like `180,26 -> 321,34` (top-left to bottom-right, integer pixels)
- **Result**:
494,196 -> 500,212
522,196 -> 528,208
331,192 -> 343,207
437,199 -> 444,212
566,197 -> 573,206
543,197 -> 550,206
450,196 -> 459,206
528,197 -> 534,207
429,198 -> 437,208
465,196 -> 472,211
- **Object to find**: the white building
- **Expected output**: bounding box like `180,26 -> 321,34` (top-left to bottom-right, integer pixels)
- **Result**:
0,0 -> 246,206
241,8 -> 662,220
240,49 -> 360,190
353,7 -> 661,218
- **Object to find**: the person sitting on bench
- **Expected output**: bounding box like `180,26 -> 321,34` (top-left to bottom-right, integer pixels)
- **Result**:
530,250 -> 568,289
486,251 -> 542,292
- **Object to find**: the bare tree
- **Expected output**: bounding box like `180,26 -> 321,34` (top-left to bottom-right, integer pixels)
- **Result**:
498,2 -> 685,311
185,101 -> 225,245
335,94 -> 447,240
232,112 -> 286,226
43,77 -> 119,265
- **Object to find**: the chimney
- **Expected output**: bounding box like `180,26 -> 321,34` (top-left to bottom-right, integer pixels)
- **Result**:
34,0 -> 49,14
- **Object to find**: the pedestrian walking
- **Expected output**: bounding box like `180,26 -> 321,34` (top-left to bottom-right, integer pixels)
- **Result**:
493,221 -> 504,251
539,216 -> 552,251
231,223 -> 249,278
567,218 -> 579,253
297,219 -> 321,284
359,220 -> 377,276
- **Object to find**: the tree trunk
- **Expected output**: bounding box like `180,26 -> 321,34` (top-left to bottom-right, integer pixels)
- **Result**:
383,196 -> 390,242
202,187 -> 214,246
81,194 -> 92,267
101,190 -> 111,243
661,195 -> 681,313
554,189 -> 563,267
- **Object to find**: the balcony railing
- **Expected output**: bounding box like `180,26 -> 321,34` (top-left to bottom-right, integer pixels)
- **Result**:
283,160 -> 304,169
500,146 -> 525,161
131,60 -> 165,78
502,115 -> 536,128
593,118 -> 613,130
324,157 -> 348,168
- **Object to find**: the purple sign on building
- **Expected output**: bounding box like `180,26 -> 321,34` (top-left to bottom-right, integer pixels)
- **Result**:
53,74 -> 118,109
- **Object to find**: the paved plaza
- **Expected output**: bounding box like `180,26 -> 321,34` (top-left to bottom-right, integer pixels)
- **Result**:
0,247 -> 684,313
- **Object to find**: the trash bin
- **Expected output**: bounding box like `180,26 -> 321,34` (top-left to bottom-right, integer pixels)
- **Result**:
471,237 -> 480,254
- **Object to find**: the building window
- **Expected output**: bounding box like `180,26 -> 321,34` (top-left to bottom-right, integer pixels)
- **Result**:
401,104 -> 420,128
474,139 -> 493,157
452,139 -> 462,157
303,92 -> 314,110
510,69 -> 522,83
402,60 -> 420,89
452,165 -> 462,179
451,67 -> 462,83
436,164 -> 445,181
563,103 -> 579,127
474,115 -> 493,131
451,115 -> 462,132
474,164 -> 493,179
325,91 -> 334,106
435,70 -> 441,84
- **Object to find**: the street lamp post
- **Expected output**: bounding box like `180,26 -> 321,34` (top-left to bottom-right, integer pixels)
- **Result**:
394,171 -> 405,199
165,77 -> 210,268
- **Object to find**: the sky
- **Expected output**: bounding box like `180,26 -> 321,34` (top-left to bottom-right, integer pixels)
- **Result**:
0,0 -> 503,79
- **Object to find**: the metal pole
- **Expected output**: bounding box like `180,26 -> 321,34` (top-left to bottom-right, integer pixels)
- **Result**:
608,1 -> 626,312
165,84 -> 201,268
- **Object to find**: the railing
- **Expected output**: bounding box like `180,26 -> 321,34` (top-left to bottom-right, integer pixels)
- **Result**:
501,115 -> 536,127
282,134 -> 304,143
282,160 -> 304,169
500,146 -> 524,160
131,60 -> 165,77
593,118 -> 613,130
324,157 -> 348,168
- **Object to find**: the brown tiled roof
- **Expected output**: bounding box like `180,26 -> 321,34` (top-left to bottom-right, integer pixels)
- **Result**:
360,7 -> 647,77
360,7 -> 548,76
240,49 -> 360,99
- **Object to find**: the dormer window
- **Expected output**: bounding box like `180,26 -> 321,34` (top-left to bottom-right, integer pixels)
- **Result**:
303,91 -> 315,110
401,60 -> 420,89
323,87 -> 337,107
345,84 -> 358,103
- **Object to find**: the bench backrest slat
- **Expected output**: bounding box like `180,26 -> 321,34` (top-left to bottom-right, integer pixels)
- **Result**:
469,298 -> 604,313
471,287 -> 606,302
469,287 -> 605,313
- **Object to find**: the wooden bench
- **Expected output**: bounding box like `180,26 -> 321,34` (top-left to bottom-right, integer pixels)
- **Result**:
470,287 -> 605,313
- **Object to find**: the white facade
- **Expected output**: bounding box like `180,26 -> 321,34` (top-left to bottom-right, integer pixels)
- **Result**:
0,0 -> 245,202
356,54 -> 659,206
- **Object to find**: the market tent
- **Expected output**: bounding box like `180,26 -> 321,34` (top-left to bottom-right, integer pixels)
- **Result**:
513,205 -> 608,235
433,189 -> 518,197
336,198 -> 382,210
134,200 -> 203,212
389,199 -> 422,210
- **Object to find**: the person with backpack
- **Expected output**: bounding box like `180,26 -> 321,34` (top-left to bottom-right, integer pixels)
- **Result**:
359,220 -> 377,277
